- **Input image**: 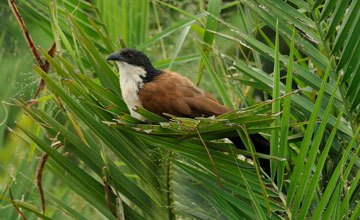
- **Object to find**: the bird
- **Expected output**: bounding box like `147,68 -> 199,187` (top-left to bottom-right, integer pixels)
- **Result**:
106,48 -> 270,175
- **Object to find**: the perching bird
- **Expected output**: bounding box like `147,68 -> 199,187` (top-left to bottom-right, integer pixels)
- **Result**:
107,48 -> 270,174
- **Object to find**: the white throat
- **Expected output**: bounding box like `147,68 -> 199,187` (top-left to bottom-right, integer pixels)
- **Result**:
117,61 -> 146,121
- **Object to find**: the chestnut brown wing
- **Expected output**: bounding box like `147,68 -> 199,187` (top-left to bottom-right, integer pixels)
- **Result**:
138,70 -> 232,118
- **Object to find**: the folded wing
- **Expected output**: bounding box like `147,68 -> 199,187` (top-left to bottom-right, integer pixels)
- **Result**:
138,70 -> 232,118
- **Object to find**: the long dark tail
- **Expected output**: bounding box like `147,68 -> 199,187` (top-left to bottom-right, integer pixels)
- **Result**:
230,134 -> 271,176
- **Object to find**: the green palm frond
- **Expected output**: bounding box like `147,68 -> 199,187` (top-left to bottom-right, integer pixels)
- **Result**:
1,0 -> 359,219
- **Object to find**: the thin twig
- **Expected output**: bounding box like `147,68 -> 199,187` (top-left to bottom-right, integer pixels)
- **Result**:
32,42 -> 57,100
116,198 -> 125,220
36,136 -> 62,216
103,167 -> 117,217
8,184 -> 27,220
195,128 -> 223,190
8,0 -> 45,70
36,153 -> 49,215
240,126 -> 271,214
8,0 -> 56,101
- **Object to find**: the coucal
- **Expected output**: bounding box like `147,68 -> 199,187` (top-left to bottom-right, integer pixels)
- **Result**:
107,48 -> 270,175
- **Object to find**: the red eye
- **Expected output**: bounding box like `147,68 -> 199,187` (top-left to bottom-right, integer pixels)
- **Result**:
127,53 -> 133,58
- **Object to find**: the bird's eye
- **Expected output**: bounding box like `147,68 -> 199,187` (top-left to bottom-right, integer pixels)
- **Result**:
126,53 -> 133,59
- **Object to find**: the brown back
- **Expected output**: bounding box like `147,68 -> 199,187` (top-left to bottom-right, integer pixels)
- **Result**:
138,70 -> 232,118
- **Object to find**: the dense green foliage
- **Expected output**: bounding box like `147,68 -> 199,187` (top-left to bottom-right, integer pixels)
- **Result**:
1,0 -> 359,219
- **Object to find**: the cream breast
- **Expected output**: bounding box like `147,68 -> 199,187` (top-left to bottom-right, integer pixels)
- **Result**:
117,61 -> 146,121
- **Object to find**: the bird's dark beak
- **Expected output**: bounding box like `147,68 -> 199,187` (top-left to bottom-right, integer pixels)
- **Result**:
106,52 -> 122,61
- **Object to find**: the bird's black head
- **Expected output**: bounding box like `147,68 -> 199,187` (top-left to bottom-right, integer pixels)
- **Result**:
107,48 -> 152,68
107,48 -> 162,82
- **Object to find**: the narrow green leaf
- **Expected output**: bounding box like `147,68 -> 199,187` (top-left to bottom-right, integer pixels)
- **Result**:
313,0 -> 325,9
270,20 -> 280,178
236,127 -> 269,218
138,17 -> 201,50
46,194 -> 89,220
66,11 -> 121,95
325,0 -> 351,39
350,202 -> 360,220
337,12 -> 360,70
0,196 -> 52,220
196,0 -> 221,85
312,128 -> 360,220
155,0 -> 202,24
96,0 -> 121,43
322,184 -> 341,220
134,106 -> 167,123
343,169 -> 360,218
168,26 -> 191,70
339,131 -> 360,217
88,18 -> 116,53
287,58 -> 332,206
350,66 -> 360,110
203,0 -> 220,48
297,105 -> 345,219
259,0 -> 320,44
343,41 -> 360,83
319,0 -> 337,21
332,0 -> 360,53
229,77 -> 272,92
346,59 -> 360,98
278,28 -> 295,190
292,74 -> 342,215
55,54 -> 128,111
195,42 -> 233,108
288,0 -> 309,10
240,0 -> 329,71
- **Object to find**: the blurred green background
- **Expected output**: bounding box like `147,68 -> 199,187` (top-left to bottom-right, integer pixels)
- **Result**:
0,1 -> 51,182
1,0 -> 359,219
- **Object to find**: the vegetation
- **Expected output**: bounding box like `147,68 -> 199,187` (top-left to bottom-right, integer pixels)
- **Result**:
1,0 -> 359,219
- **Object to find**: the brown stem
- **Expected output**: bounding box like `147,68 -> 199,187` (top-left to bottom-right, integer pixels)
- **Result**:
8,184 -> 28,220
102,167 -> 117,217
8,0 -> 57,101
8,0 -> 45,70
36,153 -> 49,215
196,128 -> 223,190
32,42 -> 56,100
